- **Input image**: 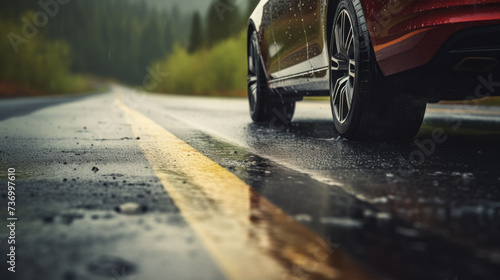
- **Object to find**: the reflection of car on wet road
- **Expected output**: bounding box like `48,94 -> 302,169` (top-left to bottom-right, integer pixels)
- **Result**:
247,0 -> 500,140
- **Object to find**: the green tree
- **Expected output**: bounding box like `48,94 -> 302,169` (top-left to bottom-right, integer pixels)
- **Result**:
0,13 -> 87,93
188,12 -> 203,53
2,0 -> 177,85
206,0 -> 240,46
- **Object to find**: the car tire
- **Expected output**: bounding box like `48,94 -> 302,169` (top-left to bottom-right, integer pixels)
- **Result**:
248,31 -> 295,125
329,0 -> 426,141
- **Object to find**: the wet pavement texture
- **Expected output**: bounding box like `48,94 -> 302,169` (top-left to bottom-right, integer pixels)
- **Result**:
1,88 -> 500,280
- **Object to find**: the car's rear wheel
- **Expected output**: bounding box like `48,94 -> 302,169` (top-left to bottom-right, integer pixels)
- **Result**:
248,31 -> 295,124
330,0 -> 427,141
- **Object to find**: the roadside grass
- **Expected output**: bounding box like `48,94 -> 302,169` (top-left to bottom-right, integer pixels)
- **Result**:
418,123 -> 500,138
0,13 -> 91,97
439,97 -> 500,106
151,31 -> 247,97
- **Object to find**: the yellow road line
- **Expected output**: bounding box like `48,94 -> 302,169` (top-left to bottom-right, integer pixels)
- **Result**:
117,95 -> 374,280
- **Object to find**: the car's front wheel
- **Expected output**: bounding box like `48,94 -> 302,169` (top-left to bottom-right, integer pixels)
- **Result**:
248,31 -> 295,125
330,0 -> 427,141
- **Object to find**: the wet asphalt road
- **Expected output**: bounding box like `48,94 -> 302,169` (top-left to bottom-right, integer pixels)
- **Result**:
1,86 -> 500,280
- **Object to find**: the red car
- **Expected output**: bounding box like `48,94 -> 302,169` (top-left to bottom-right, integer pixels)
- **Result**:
247,0 -> 500,140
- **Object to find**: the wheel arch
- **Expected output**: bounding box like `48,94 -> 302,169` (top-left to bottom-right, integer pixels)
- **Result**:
326,0 -> 341,53
247,21 -> 271,87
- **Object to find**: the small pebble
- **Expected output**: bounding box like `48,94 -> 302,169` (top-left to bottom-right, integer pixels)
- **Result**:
115,202 -> 147,215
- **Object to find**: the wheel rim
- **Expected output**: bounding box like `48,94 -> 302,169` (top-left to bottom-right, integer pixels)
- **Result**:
331,9 -> 356,124
248,36 -> 258,115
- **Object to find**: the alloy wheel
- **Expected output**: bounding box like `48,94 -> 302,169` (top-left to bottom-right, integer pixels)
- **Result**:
247,36 -> 259,115
330,9 -> 356,124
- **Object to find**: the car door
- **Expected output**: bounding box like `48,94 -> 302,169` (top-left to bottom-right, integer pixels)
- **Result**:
259,0 -> 280,78
270,0 -> 309,77
301,0 -> 329,72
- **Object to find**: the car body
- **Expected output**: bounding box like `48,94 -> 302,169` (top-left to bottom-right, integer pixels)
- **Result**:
247,0 -> 500,140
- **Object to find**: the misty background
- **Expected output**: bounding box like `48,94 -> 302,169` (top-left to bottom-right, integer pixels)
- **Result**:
131,0 -> 214,14
1,0 -> 259,97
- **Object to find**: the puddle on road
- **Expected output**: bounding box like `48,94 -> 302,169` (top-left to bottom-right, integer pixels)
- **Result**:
167,127 -> 500,280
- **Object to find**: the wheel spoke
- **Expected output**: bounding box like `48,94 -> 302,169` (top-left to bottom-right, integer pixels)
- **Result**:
250,83 -> 257,99
349,59 -> 356,78
346,81 -> 353,110
249,82 -> 257,93
341,12 -> 345,52
335,22 -> 342,55
335,11 -> 353,57
346,27 -> 353,55
248,56 -> 254,74
331,54 -> 348,71
332,76 -> 349,107
340,86 -> 346,122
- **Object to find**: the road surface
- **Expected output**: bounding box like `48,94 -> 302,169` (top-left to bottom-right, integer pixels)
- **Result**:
1,86 -> 500,280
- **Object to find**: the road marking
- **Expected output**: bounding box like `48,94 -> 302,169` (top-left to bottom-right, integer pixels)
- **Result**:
116,95 -> 375,280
